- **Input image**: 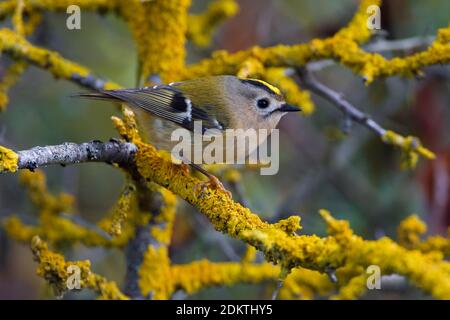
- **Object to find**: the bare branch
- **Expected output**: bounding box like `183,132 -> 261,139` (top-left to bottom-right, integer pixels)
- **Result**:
296,67 -> 435,167
296,67 -> 386,137
16,140 -> 137,171
364,35 -> 435,52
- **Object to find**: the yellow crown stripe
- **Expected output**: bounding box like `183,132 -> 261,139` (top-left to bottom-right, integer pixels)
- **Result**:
242,78 -> 282,96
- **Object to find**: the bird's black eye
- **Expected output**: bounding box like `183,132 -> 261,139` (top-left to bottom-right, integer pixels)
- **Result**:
257,98 -> 270,109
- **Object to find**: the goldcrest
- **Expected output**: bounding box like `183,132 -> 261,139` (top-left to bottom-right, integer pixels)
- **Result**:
78,76 -> 300,159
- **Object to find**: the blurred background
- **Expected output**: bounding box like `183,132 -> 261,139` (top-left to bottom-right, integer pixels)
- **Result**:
0,0 -> 449,299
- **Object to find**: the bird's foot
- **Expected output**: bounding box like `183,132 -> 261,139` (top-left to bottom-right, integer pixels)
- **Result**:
194,174 -> 232,198
178,162 -> 190,175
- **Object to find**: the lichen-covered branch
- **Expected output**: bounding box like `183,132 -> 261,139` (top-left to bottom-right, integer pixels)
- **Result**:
3,107 -> 450,299
398,215 -> 450,257
2,170 -> 137,247
187,0 -> 238,47
114,0 -> 190,299
0,60 -> 27,111
0,29 -> 121,91
110,112 -> 450,299
0,0 -> 118,20
31,235 -> 128,299
31,233 -> 334,300
119,0 -> 191,84
1,0 -> 450,300
183,13 -> 450,85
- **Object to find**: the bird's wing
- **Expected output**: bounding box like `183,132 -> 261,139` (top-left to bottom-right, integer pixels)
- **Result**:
75,86 -> 225,132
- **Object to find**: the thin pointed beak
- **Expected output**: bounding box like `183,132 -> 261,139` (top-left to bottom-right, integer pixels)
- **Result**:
278,104 -> 301,112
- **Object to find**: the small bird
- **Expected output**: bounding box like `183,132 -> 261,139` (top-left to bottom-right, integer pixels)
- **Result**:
76,75 -> 300,194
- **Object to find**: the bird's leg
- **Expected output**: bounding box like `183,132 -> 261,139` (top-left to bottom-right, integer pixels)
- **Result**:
186,161 -> 232,198
173,152 -> 192,175
178,162 -> 190,175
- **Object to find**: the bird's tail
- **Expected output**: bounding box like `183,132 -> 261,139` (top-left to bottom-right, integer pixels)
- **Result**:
71,91 -> 123,102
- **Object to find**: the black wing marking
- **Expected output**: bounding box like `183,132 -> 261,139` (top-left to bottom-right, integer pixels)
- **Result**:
75,86 -> 225,132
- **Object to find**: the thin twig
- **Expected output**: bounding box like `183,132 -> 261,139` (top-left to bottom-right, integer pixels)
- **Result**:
228,180 -> 249,208
271,279 -> 284,300
70,73 -> 111,92
365,35 -> 435,53
192,213 -> 241,261
296,67 -> 386,137
0,29 -> 122,92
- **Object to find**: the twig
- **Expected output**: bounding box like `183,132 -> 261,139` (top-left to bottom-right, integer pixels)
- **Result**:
365,35 -> 435,52
271,279 -> 284,300
228,180 -> 249,208
70,73 -> 111,92
296,67 -> 386,137
0,29 -> 121,91
15,140 -> 137,171
192,213 -> 241,261
297,67 -> 435,168
380,274 -> 408,291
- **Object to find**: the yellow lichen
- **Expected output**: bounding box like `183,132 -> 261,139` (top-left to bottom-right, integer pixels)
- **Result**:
138,246 -> 172,299
280,267 -> 334,300
116,112 -> 450,298
0,61 -> 27,111
118,0 -> 191,84
188,0 -> 239,47
0,145 -> 18,172
3,216 -> 38,242
382,130 -> 436,169
0,28 -> 121,92
397,215 -> 427,248
397,215 -> 450,258
107,183 -> 135,237
335,0 -> 381,43
12,0 -> 25,35
331,273 -> 367,300
417,236 -> 450,258
183,4 -> 449,85
19,170 -> 74,213
31,236 -> 128,299
4,170 -> 137,248
1,0 -> 450,301
172,260 -> 277,297
241,245 -> 257,263
140,255 -> 281,299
